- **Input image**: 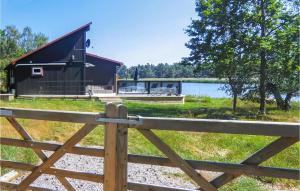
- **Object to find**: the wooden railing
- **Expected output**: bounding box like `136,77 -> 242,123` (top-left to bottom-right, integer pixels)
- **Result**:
0,104 -> 299,191
117,80 -> 182,95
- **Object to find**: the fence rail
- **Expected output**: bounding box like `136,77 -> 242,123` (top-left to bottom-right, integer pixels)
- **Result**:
0,105 -> 299,191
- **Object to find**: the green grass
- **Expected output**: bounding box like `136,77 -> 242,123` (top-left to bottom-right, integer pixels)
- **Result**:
0,97 -> 299,189
1,145 -> 39,174
127,96 -> 299,122
220,176 -> 268,191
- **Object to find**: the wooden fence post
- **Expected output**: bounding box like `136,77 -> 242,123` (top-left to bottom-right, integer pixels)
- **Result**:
104,103 -> 128,191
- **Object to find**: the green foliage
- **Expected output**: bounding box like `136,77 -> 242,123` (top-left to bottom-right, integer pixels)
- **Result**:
266,6 -> 300,109
185,0 -> 257,111
0,26 -> 48,92
185,0 -> 299,111
117,62 -> 196,79
1,145 -> 39,174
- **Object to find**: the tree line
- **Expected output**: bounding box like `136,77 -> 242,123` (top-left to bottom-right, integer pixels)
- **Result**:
117,63 -> 199,79
184,0 -> 299,112
0,26 -> 48,91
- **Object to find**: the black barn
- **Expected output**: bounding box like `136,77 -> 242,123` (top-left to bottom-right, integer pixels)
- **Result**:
6,22 -> 122,96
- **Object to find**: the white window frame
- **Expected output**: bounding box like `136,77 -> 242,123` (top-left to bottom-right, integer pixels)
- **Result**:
32,67 -> 43,76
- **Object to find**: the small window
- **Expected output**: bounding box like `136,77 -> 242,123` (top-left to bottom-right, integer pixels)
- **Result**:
32,67 -> 43,76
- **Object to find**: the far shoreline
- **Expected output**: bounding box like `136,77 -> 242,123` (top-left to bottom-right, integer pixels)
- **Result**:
118,78 -> 227,83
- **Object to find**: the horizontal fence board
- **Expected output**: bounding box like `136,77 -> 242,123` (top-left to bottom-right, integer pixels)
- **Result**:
133,117 -> 300,138
128,182 -> 193,191
1,107 -> 104,124
47,168 -> 104,183
0,181 -> 55,191
0,137 -> 104,157
128,154 -> 299,179
1,107 -> 299,137
0,160 -> 104,183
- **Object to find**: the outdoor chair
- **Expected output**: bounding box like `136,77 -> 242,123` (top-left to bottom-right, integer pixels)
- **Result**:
150,83 -> 162,95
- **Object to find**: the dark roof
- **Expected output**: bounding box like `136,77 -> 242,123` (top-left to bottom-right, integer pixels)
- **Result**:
86,53 -> 123,66
10,22 -> 92,65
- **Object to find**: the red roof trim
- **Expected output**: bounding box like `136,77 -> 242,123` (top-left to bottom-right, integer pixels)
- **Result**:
86,53 -> 123,65
11,22 -> 92,65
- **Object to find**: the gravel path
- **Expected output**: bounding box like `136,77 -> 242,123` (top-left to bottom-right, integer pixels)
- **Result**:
12,150 -> 205,190
10,149 -> 298,191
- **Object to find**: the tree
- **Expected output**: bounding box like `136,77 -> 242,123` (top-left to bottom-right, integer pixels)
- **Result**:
266,5 -> 299,110
185,0 -> 298,112
0,26 -> 48,91
117,62 -> 195,79
251,0 -> 299,113
185,0 -> 254,112
173,62 -> 195,78
117,65 -> 128,79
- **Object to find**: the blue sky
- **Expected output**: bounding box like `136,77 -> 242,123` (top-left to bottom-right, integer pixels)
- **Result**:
1,0 -> 196,66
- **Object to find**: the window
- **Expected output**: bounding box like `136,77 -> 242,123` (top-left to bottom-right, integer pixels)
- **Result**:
32,67 -> 43,76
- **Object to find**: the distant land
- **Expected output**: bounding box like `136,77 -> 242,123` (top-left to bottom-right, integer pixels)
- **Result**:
118,78 -> 227,83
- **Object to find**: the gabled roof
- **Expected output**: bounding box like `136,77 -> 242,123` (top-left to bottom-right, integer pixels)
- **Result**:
86,53 -> 123,66
10,22 -> 92,65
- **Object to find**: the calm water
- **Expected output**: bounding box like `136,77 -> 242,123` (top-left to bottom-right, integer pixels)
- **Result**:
182,82 -> 300,101
182,82 -> 228,98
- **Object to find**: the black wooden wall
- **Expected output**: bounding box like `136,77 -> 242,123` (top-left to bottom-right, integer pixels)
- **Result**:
85,55 -> 118,88
12,28 -> 86,95
15,64 -> 83,95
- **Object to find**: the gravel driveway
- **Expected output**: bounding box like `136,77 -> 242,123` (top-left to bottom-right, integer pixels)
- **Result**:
12,151 -> 203,190
9,150 -> 297,191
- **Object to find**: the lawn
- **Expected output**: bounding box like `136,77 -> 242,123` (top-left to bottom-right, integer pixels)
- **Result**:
0,97 -> 299,190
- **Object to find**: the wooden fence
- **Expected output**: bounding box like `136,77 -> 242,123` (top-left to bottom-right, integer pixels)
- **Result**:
0,103 -> 299,191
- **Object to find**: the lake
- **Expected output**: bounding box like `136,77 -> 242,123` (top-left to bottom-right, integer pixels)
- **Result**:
182,82 -> 300,101
182,82 -> 228,98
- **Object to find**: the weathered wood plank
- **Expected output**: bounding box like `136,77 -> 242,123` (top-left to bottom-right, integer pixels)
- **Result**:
6,117 -> 75,191
1,181 -> 55,191
46,168 -> 104,183
132,117 -> 300,138
210,137 -> 299,188
1,159 -> 35,171
104,103 -> 118,191
128,182 -> 193,191
127,154 -> 299,179
116,104 -> 128,191
1,107 -> 299,137
1,107 -> 104,124
16,123 -> 97,190
0,160 -> 104,183
0,137 -> 104,157
138,129 -> 217,191
104,103 -> 128,191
